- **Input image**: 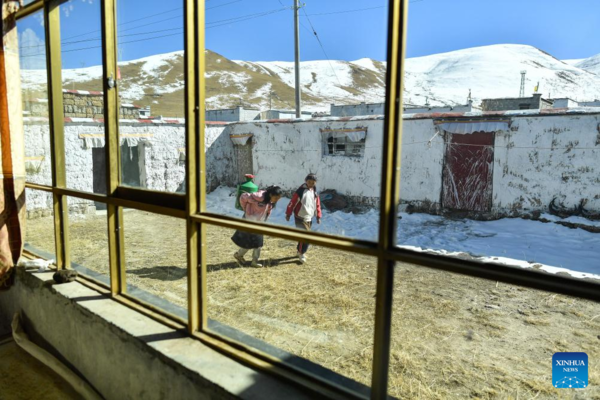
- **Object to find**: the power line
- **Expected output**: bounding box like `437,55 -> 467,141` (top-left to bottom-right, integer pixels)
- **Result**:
206,7 -> 290,29
21,27 -> 185,49
300,7 -> 345,90
61,7 -> 183,41
22,6 -> 290,51
118,15 -> 183,34
300,5 -> 385,104
206,0 -> 243,10
61,0 -> 242,42
303,5 -> 386,16
21,32 -> 184,58
21,7 -> 293,58
302,1 -> 423,17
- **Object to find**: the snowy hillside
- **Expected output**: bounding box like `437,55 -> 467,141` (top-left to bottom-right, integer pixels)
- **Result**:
235,57 -> 387,108
402,44 -> 600,106
20,44 -> 600,115
575,53 -> 600,75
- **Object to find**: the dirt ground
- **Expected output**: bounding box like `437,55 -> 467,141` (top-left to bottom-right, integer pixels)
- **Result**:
25,210 -> 600,399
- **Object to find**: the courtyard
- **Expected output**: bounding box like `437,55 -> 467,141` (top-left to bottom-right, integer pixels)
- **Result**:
25,205 -> 600,399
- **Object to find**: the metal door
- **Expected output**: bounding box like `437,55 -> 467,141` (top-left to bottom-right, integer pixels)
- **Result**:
442,131 -> 494,212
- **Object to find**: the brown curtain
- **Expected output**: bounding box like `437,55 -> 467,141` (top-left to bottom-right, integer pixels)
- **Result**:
0,0 -> 26,290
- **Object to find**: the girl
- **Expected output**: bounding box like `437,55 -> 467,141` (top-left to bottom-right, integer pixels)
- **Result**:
232,185 -> 282,267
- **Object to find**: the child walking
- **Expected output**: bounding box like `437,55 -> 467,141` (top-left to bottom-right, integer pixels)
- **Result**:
285,173 -> 322,264
232,185 -> 282,267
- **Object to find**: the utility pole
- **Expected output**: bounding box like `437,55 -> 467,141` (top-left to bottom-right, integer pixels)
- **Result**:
519,70 -> 526,98
294,0 -> 301,118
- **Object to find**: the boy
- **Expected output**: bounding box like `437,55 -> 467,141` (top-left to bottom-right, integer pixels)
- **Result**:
285,173 -> 322,264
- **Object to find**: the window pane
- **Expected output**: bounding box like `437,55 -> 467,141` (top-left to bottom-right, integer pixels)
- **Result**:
18,10 -> 52,186
67,196 -> 109,285
59,0 -> 107,196
116,1 -> 185,193
397,1 -> 600,281
205,224 -> 375,395
391,262 -> 600,398
24,188 -> 55,259
123,210 -> 187,321
203,2 -> 388,242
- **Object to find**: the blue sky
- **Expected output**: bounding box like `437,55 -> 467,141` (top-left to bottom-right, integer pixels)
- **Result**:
16,0 -> 600,69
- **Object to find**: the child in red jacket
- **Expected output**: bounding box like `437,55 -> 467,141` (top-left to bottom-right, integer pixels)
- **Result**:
285,174 -> 322,264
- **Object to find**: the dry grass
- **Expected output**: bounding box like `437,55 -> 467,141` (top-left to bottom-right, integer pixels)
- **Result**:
25,210 -> 600,399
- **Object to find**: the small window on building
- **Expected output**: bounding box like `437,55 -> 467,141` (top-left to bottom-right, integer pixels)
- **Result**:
322,128 -> 367,157
519,104 -> 530,110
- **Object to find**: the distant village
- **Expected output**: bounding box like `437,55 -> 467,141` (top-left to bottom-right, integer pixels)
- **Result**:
22,87 -> 600,221
24,87 -> 600,122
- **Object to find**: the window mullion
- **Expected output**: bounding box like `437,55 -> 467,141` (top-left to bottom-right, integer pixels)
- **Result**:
196,0 -> 209,331
371,0 -> 407,399
101,0 -> 124,295
185,0 -> 200,334
44,0 -> 69,270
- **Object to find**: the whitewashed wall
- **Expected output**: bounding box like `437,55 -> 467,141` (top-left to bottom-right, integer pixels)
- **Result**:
228,118 -> 386,205
330,103 -> 385,117
227,117 -> 444,208
24,121 -> 232,216
24,112 -> 600,217
399,118 -> 444,211
229,113 -> 600,214
493,114 -> 600,213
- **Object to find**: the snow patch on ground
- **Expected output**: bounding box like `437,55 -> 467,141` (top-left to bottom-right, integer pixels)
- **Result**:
206,186 -> 600,280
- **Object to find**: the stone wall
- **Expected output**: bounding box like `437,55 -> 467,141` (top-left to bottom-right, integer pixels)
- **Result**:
25,90 -> 140,119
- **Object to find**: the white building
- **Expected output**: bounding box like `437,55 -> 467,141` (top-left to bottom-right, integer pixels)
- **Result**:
262,109 -> 312,120
553,98 -> 600,108
205,106 -> 260,122
330,101 -> 479,117
25,109 -> 600,218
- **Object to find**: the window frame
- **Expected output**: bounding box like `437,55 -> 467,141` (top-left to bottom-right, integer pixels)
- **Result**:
322,130 -> 367,157
15,0 -> 600,399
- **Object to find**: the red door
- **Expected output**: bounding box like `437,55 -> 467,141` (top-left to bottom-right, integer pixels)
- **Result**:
442,131 -> 494,212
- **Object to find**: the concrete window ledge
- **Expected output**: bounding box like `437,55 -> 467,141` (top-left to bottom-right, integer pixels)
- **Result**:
0,268 -> 315,400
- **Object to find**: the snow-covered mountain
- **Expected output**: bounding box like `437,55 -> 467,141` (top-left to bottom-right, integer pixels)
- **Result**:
20,44 -> 600,116
574,53 -> 600,76
401,44 -> 600,106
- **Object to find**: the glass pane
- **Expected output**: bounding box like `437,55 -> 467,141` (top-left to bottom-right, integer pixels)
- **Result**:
123,210 -> 187,320
203,2 -> 388,241
116,1 -> 185,192
206,224 -> 375,395
18,10 -> 52,186
397,1 -> 600,280
67,196 -> 110,284
59,0 -> 107,196
24,189 -> 56,259
392,262 -> 600,398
